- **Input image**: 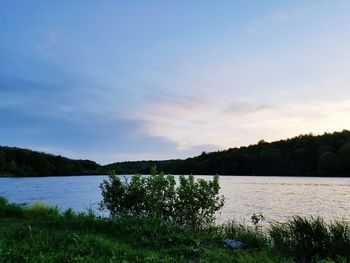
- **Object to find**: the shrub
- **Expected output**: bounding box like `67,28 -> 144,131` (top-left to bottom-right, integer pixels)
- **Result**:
174,174 -> 224,230
0,197 -> 25,218
26,202 -> 60,219
99,174 -> 148,216
145,167 -> 176,220
99,167 -> 224,230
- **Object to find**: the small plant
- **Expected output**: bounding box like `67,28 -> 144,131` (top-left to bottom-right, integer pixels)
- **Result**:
251,213 -> 265,231
220,220 -> 270,250
100,167 -> 224,230
27,202 -> 60,219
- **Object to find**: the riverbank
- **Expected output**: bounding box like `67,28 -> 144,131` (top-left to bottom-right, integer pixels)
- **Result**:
1,198 -> 350,262
0,197 -> 288,262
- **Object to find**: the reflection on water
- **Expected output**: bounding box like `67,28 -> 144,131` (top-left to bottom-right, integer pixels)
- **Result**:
216,176 -> 350,223
0,175 -> 349,223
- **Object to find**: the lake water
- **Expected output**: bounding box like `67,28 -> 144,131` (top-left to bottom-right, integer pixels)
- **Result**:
0,175 -> 349,224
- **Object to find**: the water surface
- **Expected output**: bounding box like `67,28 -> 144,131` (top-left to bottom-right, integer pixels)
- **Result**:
0,175 -> 349,223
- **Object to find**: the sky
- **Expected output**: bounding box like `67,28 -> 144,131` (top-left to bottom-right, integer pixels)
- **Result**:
1,1 -> 350,164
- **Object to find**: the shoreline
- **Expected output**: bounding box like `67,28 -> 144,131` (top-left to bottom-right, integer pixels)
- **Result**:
0,197 -> 349,262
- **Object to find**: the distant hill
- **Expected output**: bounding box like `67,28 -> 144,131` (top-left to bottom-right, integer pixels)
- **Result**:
0,146 -> 101,177
1,130 -> 350,177
106,130 -> 350,177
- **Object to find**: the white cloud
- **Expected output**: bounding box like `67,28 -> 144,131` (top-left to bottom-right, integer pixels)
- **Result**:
251,13 -> 288,29
136,97 -> 350,151
248,9 -> 303,32
35,30 -> 60,58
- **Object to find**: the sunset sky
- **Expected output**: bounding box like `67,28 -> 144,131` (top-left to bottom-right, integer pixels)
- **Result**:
1,1 -> 350,164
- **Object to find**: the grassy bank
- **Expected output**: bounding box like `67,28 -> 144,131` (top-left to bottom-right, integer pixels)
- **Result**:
0,197 -> 287,263
0,198 -> 349,262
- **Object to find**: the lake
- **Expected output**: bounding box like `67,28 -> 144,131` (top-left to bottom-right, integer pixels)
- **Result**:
0,175 -> 349,224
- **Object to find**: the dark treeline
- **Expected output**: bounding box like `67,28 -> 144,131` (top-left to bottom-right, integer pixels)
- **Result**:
107,130 -> 350,176
1,130 -> 350,177
0,146 -> 101,176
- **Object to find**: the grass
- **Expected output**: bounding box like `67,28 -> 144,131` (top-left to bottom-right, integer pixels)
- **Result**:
269,216 -> 350,262
0,197 -> 349,262
0,197 -> 290,263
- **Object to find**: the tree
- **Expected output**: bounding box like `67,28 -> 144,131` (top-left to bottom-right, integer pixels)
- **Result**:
317,152 -> 338,176
338,143 -> 350,175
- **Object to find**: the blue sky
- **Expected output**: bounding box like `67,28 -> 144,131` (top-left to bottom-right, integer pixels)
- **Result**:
1,1 -> 350,164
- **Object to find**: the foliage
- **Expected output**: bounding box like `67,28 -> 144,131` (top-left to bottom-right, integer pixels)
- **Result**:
2,130 -> 350,177
269,216 -> 350,262
0,146 -> 101,176
106,130 -> 350,176
0,197 -> 290,263
3,197 -> 350,262
174,174 -> 224,229
100,174 -> 143,216
100,168 -> 224,229
251,213 -> 265,232
218,220 -> 270,250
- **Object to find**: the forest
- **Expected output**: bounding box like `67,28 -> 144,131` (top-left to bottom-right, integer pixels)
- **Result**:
0,146 -> 101,176
107,130 -> 350,176
1,130 -> 350,177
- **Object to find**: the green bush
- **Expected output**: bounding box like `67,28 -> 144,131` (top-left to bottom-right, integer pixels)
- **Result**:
0,197 -> 25,218
26,202 -> 60,220
100,167 -> 224,229
99,173 -> 147,216
174,174 -> 224,230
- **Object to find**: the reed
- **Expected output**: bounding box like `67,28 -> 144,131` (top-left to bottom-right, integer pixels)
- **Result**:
269,216 -> 350,262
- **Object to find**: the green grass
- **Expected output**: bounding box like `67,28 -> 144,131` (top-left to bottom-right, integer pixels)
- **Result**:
269,216 -> 350,262
1,197 -> 349,262
0,197 -> 291,263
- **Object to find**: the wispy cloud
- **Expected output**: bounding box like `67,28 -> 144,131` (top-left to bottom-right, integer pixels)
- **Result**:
35,30 -> 60,58
136,97 -> 350,151
224,102 -> 273,116
248,9 -> 302,32
1,1 -> 350,163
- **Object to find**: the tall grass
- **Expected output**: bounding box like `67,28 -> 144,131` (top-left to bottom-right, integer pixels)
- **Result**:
218,220 -> 270,250
269,216 -> 350,262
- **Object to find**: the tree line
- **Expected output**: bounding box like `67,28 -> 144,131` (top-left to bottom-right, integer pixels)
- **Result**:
1,130 -> 350,176
107,130 -> 350,176
0,146 -> 101,176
